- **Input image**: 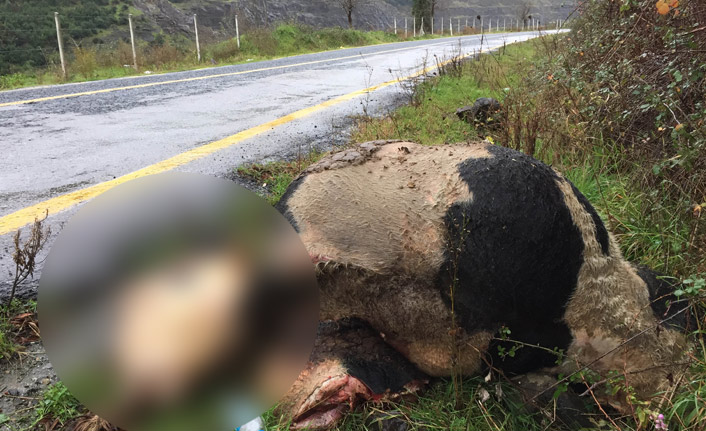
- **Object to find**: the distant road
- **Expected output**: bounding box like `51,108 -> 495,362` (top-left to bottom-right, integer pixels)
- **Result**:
0,30 -> 562,298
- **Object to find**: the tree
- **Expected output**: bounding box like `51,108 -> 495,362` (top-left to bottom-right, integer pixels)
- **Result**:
429,0 -> 440,21
516,0 -> 534,27
412,0 -> 431,32
336,0 -> 368,29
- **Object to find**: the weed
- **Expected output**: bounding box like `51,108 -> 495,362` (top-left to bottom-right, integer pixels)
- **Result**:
33,382 -> 83,427
0,299 -> 38,362
236,149 -> 323,205
9,211 -> 50,305
72,46 -> 98,80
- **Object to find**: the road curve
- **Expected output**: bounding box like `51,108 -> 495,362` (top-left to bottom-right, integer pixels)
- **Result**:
0,30 -> 560,298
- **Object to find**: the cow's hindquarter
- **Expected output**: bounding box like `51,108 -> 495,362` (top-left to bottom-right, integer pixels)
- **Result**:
557,178 -> 687,402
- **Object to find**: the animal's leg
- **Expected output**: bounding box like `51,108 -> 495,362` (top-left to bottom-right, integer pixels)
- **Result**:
278,318 -> 428,430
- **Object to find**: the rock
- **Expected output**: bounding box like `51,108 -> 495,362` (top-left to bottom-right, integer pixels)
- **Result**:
456,97 -> 503,127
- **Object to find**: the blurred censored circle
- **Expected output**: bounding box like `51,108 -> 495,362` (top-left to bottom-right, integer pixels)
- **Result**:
38,172 -> 319,431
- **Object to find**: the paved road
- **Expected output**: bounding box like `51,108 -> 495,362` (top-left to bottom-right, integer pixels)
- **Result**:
0,30 -> 559,298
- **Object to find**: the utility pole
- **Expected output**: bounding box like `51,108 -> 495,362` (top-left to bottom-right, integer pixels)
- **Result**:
235,14 -> 241,49
128,14 -> 138,71
54,12 -> 66,79
194,14 -> 201,62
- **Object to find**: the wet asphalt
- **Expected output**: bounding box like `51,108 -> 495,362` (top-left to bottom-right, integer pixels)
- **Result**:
0,31 -> 557,299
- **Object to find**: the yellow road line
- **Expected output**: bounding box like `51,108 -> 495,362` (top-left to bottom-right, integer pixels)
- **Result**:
0,40 -> 462,108
0,41 -> 500,236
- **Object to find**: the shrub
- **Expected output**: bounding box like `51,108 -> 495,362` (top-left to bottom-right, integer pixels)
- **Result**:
71,46 -> 98,79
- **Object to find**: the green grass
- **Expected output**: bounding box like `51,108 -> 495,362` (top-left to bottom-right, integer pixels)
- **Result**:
32,382 -> 83,428
0,299 -> 36,362
351,40 -> 538,145
236,150 -> 324,205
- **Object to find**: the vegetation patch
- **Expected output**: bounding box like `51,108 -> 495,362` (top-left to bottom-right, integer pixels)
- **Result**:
0,299 -> 38,363
32,382 -> 84,429
236,150 -> 324,205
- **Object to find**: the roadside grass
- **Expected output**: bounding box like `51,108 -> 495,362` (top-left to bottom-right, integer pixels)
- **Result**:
0,23 -> 444,91
32,382 -> 84,429
235,150 -> 324,205
351,40 -> 537,146
0,299 -> 37,362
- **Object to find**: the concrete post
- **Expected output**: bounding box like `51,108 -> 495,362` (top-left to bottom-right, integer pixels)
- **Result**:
128,14 -> 138,71
54,12 -> 66,79
194,14 -> 201,62
235,14 -> 241,49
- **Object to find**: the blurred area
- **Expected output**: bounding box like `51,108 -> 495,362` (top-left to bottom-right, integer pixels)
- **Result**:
37,172 -> 318,431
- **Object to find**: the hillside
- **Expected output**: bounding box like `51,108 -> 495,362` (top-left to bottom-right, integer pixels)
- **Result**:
0,0 -> 575,75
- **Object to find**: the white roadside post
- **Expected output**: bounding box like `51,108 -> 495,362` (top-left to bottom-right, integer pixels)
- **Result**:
413,16 -> 416,37
128,13 -> 138,71
503,18 -> 506,32
405,17 -> 408,37
193,14 -> 201,62
235,14 -> 241,49
449,18 -> 452,36
480,16 -> 483,31
457,18 -> 460,34
489,18 -> 492,32
54,12 -> 66,79
420,17 -> 424,35
441,17 -> 443,35
431,16 -> 434,34
394,17 -> 397,34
